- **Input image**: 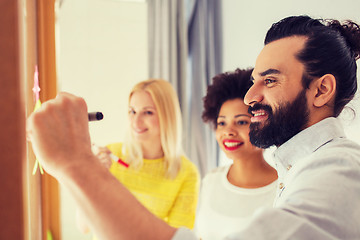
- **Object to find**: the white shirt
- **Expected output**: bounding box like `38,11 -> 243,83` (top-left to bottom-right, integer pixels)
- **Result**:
194,165 -> 277,240
173,117 -> 360,240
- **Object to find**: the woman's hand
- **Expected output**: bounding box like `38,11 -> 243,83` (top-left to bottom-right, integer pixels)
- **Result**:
92,144 -> 112,169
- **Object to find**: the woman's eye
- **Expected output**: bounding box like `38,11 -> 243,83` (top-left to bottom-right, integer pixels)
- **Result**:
217,121 -> 225,127
129,109 -> 136,115
237,120 -> 248,125
144,111 -> 153,115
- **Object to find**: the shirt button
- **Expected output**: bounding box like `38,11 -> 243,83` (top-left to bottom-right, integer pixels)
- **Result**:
279,182 -> 284,189
287,165 -> 292,170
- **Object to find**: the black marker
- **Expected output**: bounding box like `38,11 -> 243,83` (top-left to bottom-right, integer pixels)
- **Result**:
88,112 -> 104,121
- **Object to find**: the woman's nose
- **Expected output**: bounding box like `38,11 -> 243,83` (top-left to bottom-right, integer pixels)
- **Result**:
131,114 -> 143,127
223,125 -> 237,137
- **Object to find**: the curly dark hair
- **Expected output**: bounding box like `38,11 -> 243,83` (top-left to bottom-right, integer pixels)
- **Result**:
202,68 -> 253,129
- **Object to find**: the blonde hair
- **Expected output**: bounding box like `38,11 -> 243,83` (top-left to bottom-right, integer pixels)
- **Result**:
123,79 -> 183,178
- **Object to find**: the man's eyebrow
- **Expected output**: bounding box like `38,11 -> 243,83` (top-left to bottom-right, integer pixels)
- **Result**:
250,68 -> 281,81
259,68 -> 281,76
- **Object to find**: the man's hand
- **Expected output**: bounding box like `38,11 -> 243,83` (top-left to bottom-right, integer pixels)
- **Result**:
26,92 -> 94,178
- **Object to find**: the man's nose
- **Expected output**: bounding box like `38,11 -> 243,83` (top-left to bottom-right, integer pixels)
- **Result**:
244,83 -> 263,106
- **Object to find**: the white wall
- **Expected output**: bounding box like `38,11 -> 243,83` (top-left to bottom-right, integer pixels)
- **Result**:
56,0 -> 148,239
221,0 -> 360,165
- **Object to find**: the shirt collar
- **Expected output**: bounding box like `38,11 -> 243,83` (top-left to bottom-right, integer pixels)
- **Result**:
273,117 -> 346,173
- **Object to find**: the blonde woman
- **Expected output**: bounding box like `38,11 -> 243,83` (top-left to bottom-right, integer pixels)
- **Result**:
77,79 -> 200,238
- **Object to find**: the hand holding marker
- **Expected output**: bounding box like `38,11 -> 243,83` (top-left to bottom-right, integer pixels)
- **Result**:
32,111 -> 105,174
89,112 -> 129,168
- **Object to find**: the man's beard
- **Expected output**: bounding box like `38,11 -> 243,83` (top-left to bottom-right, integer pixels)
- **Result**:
248,89 -> 310,149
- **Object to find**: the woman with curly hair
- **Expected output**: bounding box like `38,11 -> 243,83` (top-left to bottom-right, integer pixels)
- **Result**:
194,69 -> 278,240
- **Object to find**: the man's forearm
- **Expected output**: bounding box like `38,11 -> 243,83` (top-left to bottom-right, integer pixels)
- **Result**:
61,157 -> 176,240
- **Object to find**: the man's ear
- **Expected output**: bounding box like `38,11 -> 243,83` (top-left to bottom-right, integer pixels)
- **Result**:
312,74 -> 336,108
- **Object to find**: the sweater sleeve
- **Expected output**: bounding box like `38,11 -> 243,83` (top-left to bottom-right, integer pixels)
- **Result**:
167,159 -> 200,229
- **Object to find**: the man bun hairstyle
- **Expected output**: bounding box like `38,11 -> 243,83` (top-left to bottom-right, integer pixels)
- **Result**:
265,15 -> 360,117
327,20 -> 360,60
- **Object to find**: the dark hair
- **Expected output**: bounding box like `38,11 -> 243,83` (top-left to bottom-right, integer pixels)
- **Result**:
265,15 -> 360,117
202,68 -> 253,129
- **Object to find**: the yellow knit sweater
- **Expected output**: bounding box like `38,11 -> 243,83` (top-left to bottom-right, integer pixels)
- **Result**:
108,142 -> 200,229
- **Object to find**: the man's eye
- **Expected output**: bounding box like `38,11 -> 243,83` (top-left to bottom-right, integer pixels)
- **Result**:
265,79 -> 276,85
